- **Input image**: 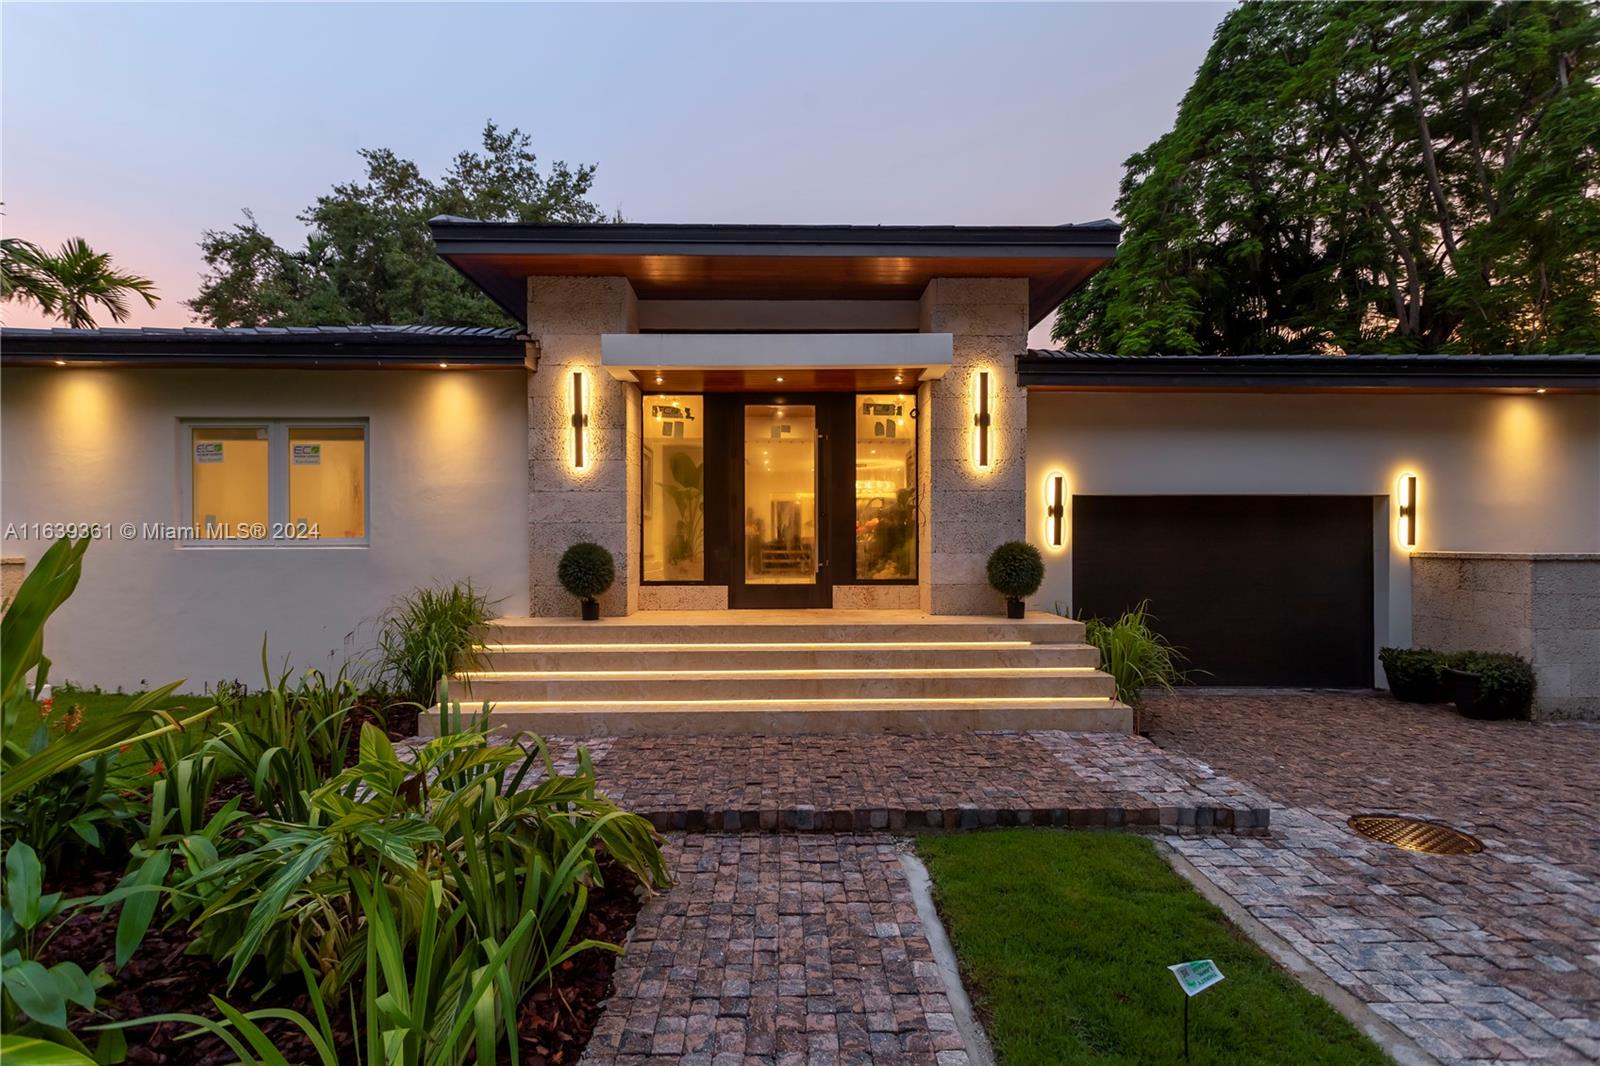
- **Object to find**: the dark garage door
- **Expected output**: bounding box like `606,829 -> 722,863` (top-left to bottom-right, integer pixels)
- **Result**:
1073,496 -> 1374,687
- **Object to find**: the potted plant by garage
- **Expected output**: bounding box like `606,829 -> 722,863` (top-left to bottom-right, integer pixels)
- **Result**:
1444,651 -> 1536,721
986,541 -> 1044,619
558,541 -> 615,620
1378,647 -> 1450,703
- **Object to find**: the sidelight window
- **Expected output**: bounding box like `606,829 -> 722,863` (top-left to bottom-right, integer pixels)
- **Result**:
854,393 -> 916,580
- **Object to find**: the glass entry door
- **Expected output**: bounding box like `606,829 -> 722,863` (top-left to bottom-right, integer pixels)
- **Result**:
731,400 -> 832,608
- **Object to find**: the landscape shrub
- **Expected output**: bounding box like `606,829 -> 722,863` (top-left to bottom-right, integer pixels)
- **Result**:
1080,600 -> 1186,708
0,539 -> 214,1060
559,542 -> 616,607
168,720 -> 669,1058
1378,647 -> 1450,703
1447,651 -> 1536,720
375,581 -> 494,708
1380,646 -> 1536,718
986,542 -> 1044,600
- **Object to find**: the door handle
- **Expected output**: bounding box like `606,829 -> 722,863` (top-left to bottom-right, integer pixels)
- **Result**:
816,432 -> 827,574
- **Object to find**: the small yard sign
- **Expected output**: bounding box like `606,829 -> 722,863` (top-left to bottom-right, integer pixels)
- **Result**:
1168,959 -> 1224,997
1169,959 -> 1223,1059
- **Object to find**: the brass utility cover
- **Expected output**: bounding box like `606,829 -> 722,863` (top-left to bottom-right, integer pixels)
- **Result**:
1348,814 -> 1484,856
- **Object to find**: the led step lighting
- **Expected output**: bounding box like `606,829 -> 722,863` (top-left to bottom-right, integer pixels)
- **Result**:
484,640 -> 1035,653
477,695 -> 1114,708
459,666 -> 1100,680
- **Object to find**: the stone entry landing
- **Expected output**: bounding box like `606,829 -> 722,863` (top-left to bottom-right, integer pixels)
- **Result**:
503,730 -> 1270,835
429,609 -> 1130,736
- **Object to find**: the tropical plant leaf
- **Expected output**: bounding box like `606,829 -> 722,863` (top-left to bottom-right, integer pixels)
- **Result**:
0,1033 -> 97,1066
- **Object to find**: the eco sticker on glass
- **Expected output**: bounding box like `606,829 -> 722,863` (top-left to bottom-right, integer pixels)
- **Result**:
194,442 -> 224,464
292,443 -> 322,466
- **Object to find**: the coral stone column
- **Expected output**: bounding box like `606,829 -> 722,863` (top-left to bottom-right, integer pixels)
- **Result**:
526,277 -> 640,617
919,278 -> 1030,615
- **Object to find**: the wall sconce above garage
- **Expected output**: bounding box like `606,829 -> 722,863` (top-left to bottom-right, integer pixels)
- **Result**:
1395,471 -> 1418,550
1044,471 -> 1067,550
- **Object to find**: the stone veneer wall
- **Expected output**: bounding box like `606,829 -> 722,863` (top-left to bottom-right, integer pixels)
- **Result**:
918,278 -> 1029,614
1,557 -> 23,607
526,277 -> 639,617
1412,552 -> 1600,720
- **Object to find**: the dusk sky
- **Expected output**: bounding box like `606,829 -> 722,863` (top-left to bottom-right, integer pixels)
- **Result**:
2,2 -> 1230,342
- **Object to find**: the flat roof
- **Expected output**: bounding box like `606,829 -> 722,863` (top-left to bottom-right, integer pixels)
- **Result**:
429,219 -> 1122,328
1,325 -> 525,369
1016,350 -> 1600,392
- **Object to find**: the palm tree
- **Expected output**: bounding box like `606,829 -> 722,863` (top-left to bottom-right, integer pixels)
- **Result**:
1,236 -> 159,327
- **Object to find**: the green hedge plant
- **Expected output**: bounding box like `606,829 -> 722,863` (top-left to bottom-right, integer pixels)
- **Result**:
1378,647 -> 1450,703
1380,646 -> 1536,719
376,581 -> 494,709
558,542 -> 615,619
1447,652 -> 1536,720
1080,601 -> 1186,724
986,542 -> 1044,618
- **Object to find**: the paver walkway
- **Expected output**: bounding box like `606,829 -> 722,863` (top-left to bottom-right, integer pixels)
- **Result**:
1148,691 -> 1600,1066
584,835 -> 965,1066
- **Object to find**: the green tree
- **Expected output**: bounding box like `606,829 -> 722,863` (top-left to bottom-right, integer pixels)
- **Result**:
1055,1 -> 1600,355
189,122 -> 616,327
1,236 -> 159,328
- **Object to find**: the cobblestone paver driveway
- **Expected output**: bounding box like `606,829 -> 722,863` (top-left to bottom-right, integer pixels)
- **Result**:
1148,691 -> 1600,1066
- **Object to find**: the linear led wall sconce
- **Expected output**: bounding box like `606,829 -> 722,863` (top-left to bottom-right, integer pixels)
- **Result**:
1396,472 -> 1418,549
1045,472 -> 1067,550
973,369 -> 992,469
570,369 -> 590,471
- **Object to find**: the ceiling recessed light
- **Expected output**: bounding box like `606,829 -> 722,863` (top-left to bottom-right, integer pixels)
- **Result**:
1535,387 -> 1547,394
894,373 -> 904,383
54,360 -> 66,366
438,362 -> 448,368
654,375 -> 663,384
776,376 -> 785,383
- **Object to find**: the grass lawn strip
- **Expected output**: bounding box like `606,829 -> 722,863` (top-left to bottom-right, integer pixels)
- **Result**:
917,830 -> 1392,1066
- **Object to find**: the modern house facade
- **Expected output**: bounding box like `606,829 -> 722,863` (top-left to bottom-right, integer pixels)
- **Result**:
3,221 -> 1598,719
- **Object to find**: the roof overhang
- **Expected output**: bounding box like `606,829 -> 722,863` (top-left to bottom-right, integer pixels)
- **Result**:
430,220 -> 1121,329
0,326 -> 527,370
600,332 -> 950,391
1016,351 -> 1600,393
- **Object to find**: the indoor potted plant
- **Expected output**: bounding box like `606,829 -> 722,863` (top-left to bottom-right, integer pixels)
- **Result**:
1444,651 -> 1536,720
986,541 -> 1044,619
558,541 -> 615,620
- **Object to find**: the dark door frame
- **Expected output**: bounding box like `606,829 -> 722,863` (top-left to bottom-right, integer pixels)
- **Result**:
726,393 -> 853,609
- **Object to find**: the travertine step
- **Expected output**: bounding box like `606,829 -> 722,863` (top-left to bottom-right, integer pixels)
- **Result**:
481,612 -> 1085,646
478,642 -> 1102,672
453,666 -> 1115,702
422,697 -> 1131,736
423,609 -> 1128,736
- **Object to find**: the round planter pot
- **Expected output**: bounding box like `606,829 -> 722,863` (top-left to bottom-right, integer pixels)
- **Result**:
1005,597 -> 1025,620
1446,667 -> 1498,720
580,599 -> 600,621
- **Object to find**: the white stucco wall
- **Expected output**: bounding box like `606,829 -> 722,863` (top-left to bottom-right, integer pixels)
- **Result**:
1,367 -> 529,688
1026,390 -> 1600,660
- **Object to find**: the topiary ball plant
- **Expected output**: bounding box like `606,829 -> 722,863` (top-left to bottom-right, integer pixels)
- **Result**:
986,541 -> 1044,619
558,542 -> 615,620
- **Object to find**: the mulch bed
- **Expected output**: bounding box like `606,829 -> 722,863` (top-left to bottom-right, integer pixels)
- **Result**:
38,761 -> 644,1065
